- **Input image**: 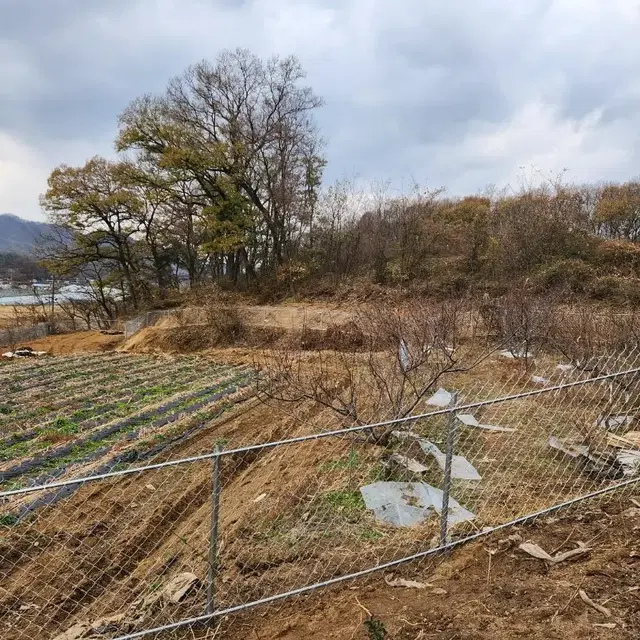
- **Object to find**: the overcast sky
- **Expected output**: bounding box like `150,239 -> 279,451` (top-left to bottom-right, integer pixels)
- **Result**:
2,0 -> 640,220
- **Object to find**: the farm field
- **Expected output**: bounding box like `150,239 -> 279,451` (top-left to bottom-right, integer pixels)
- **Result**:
0,352 -> 255,498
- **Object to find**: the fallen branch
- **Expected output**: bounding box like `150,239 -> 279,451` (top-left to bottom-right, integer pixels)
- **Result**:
518,541 -> 591,565
579,590 -> 612,618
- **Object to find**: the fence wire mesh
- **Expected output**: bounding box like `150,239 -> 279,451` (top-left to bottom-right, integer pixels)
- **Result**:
1,347 -> 640,639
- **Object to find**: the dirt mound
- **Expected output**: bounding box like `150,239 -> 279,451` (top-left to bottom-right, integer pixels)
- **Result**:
120,303 -> 363,355
21,330 -> 124,355
122,320 -> 366,355
121,325 -> 282,354
147,303 -> 355,332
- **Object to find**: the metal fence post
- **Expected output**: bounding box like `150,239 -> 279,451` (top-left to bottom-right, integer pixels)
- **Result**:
439,392 -> 459,547
206,444 -> 222,616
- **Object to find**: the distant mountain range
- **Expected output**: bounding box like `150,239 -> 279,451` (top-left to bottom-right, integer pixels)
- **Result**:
0,214 -> 51,254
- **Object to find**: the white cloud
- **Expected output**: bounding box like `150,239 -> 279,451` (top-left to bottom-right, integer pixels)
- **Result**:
418,100 -> 636,195
0,132 -> 116,221
0,133 -> 49,220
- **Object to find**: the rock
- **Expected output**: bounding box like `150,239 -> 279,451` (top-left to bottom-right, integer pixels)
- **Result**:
52,623 -> 91,640
91,613 -> 127,632
163,572 -> 200,603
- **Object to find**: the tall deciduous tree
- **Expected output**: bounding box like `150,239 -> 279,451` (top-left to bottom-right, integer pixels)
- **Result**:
40,156 -> 146,308
116,48 -> 325,273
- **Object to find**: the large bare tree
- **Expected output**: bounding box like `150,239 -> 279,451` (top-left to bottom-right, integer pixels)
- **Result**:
117,48 -> 325,274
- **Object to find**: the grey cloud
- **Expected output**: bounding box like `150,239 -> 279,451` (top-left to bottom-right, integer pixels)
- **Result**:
2,0 -> 640,220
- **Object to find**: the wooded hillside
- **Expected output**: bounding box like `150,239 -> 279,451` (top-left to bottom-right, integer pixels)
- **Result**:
38,49 -> 640,319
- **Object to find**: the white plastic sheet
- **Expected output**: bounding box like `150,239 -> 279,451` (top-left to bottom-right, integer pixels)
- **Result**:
399,339 -> 410,372
595,415 -> 634,431
392,431 -> 481,481
426,388 -> 453,407
456,413 -> 515,432
360,481 -> 475,528
418,439 -> 482,481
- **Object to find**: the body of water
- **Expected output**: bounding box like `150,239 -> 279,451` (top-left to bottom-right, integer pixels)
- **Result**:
0,292 -> 91,305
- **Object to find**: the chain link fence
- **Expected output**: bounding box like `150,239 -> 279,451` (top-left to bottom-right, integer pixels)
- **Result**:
0,322 -> 50,349
2,348 -> 640,638
124,311 -> 179,340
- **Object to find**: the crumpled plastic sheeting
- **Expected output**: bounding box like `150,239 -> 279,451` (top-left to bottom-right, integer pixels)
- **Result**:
399,339 -> 410,372
594,415 -> 634,431
617,450 -> 640,476
426,388 -> 453,407
418,439 -> 482,481
360,481 -> 475,528
392,431 -> 481,481
499,348 -> 533,360
456,413 -> 515,432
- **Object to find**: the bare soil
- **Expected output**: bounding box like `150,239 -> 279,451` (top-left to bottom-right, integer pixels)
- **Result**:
0,306 -> 18,325
2,378 -> 638,639
21,330 -> 125,354
154,303 -> 355,331
2,303 -> 639,639
218,495 -> 640,640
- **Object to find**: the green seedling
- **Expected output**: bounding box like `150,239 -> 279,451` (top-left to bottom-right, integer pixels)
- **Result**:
319,449 -> 360,472
0,513 -> 18,527
364,616 -> 387,640
320,490 -> 365,514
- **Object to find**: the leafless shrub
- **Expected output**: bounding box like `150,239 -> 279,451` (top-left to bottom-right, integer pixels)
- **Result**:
204,305 -> 247,344
549,305 -> 640,367
298,321 -> 366,351
55,299 -> 111,331
214,307 -> 247,342
479,292 -> 557,367
0,306 -> 49,350
259,300 -> 494,445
